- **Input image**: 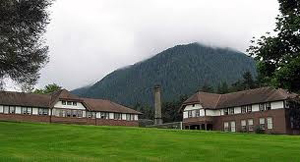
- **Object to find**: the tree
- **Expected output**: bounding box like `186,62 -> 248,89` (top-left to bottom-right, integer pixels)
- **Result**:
0,0 -> 53,90
201,83 -> 214,93
247,0 -> 300,92
242,71 -> 256,90
217,81 -> 229,94
34,83 -> 61,94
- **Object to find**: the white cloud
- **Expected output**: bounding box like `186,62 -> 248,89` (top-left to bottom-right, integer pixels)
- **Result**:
37,0 -> 279,90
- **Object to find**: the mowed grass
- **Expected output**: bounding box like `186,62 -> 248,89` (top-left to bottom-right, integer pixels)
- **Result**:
0,122 -> 300,162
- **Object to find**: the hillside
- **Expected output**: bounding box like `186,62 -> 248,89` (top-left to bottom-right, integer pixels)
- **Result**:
1,121 -> 300,162
72,43 -> 257,107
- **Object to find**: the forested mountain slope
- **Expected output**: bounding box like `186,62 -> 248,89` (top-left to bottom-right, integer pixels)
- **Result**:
72,43 -> 257,107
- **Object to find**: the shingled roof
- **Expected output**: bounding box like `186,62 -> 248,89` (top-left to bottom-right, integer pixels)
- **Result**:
182,87 -> 298,110
83,98 -> 142,114
0,90 -> 141,114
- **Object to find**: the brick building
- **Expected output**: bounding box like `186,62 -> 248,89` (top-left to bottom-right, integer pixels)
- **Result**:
0,89 -> 141,126
180,87 -> 300,134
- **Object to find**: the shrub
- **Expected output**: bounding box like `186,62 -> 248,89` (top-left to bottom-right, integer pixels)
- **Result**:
254,126 -> 265,134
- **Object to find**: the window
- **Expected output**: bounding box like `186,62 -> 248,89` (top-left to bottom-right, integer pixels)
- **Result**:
9,106 -> 16,114
192,104 -> 195,107
87,112 -> 95,118
192,110 -> 197,117
223,109 -> 228,115
229,108 -> 234,115
126,114 -> 131,120
38,108 -> 48,116
114,113 -> 122,120
230,121 -> 236,132
284,100 -> 290,108
241,106 -> 247,114
247,105 -> 252,112
72,110 -> 78,117
66,110 -> 72,117
259,118 -> 265,130
241,120 -> 247,132
21,107 -> 32,115
224,122 -> 229,132
248,119 -> 254,132
67,101 -> 72,105
131,114 -> 135,121
77,110 -> 83,118
267,117 -> 273,130
73,102 -> 77,106
188,111 -> 192,118
260,103 -> 271,111
266,103 -> 271,110
62,101 -> 66,105
101,112 -> 109,119
195,109 -> 200,117
4,106 -> 9,114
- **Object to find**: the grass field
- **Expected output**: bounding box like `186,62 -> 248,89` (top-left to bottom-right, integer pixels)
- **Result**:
0,122 -> 300,162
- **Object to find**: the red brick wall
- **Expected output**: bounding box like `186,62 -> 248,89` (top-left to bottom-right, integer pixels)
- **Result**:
183,109 -> 291,134
0,113 -> 50,123
0,114 -> 139,127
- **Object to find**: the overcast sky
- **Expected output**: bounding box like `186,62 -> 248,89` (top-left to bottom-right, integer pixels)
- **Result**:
36,0 -> 280,90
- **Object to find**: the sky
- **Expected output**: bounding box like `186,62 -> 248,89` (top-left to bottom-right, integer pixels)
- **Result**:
35,0 -> 280,90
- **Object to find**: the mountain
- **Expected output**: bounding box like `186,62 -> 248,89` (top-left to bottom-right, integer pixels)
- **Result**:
72,43 -> 257,107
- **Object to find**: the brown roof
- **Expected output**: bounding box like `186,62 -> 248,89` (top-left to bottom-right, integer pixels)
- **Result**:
83,98 -> 142,114
183,87 -> 298,110
0,91 -> 50,108
0,90 -> 141,114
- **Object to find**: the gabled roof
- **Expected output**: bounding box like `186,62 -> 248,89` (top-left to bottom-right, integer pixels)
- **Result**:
182,87 -> 298,110
0,89 -> 142,115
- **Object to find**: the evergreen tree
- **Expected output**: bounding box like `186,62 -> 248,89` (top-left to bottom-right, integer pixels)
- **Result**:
201,83 -> 214,93
0,0 -> 53,89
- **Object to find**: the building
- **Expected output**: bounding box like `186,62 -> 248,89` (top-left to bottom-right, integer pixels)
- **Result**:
180,87 -> 300,134
0,89 -> 142,126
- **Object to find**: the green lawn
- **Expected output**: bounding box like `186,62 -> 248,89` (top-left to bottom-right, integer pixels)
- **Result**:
0,122 -> 300,162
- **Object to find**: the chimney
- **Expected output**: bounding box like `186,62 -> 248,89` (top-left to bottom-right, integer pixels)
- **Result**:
154,85 -> 163,125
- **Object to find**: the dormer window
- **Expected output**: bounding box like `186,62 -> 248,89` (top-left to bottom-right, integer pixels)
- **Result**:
192,104 -> 195,107
67,101 -> 72,105
229,108 -> 234,115
62,101 -> 66,105
73,102 -> 77,106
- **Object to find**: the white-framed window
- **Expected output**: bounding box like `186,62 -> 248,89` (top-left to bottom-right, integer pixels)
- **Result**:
101,112 -> 109,119
131,114 -> 135,121
259,103 -> 271,111
223,109 -> 228,115
114,113 -> 122,120
188,111 -> 192,118
38,108 -> 48,116
224,122 -> 229,132
195,109 -> 200,117
248,119 -> 254,132
230,121 -> 236,132
87,111 -> 95,118
3,106 -> 9,114
126,114 -> 131,120
241,120 -> 247,131
62,101 -> 66,105
192,110 -> 196,117
247,105 -> 252,112
241,106 -> 247,114
67,101 -> 72,105
22,107 -> 32,115
73,102 -> 77,106
9,106 -> 16,114
229,108 -> 234,115
259,118 -> 265,130
267,117 -> 273,130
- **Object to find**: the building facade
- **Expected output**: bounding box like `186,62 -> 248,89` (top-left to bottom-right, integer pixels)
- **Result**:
180,87 -> 299,134
0,89 -> 141,126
